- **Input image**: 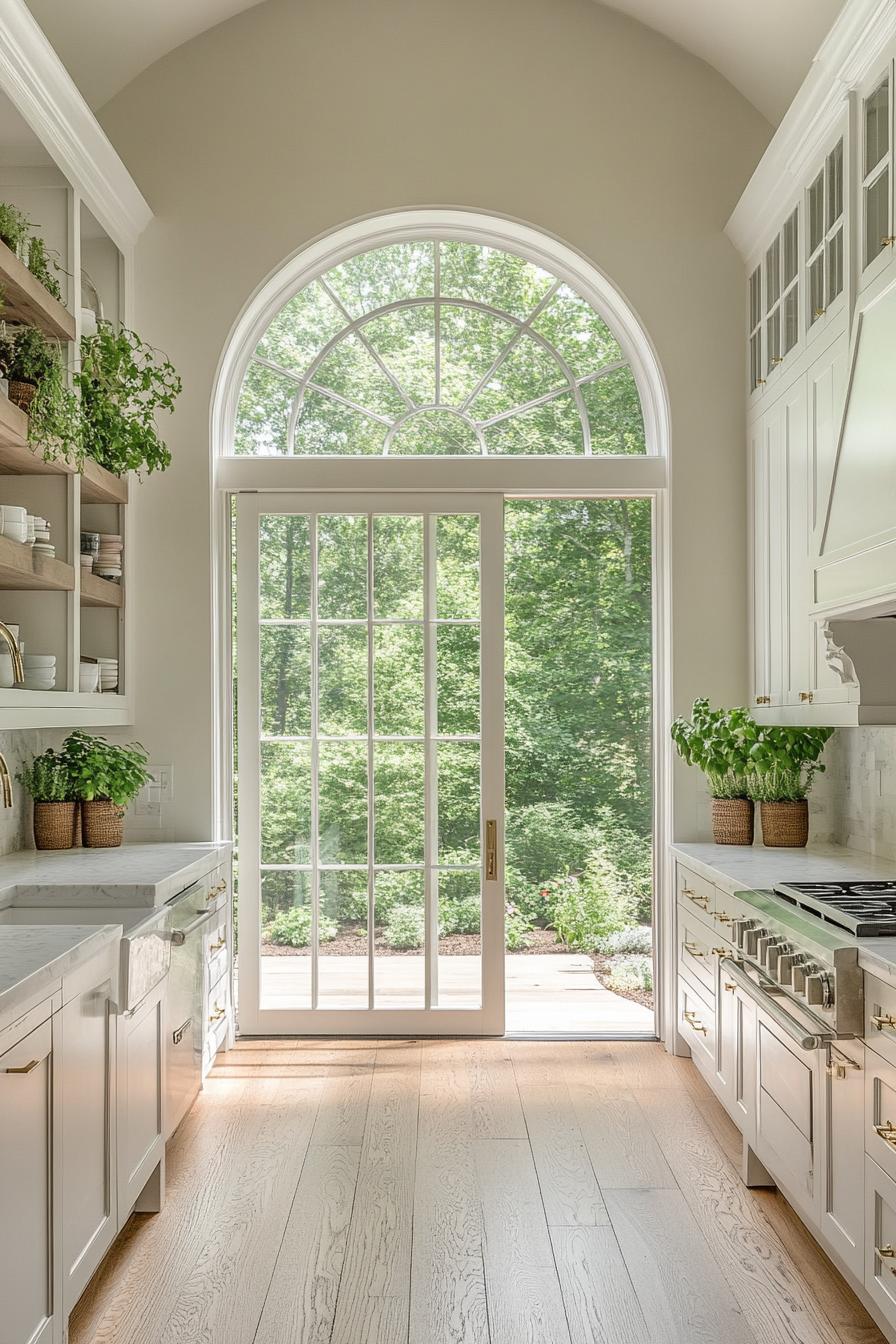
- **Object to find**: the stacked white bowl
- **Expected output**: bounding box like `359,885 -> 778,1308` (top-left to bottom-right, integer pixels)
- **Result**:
22,654 -> 56,691
97,657 -> 119,692
0,505 -> 28,544
32,516 -> 54,559
94,534 -> 122,583
79,661 -> 100,693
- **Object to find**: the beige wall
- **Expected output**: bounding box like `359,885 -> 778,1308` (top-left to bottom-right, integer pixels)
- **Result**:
97,0 -> 771,840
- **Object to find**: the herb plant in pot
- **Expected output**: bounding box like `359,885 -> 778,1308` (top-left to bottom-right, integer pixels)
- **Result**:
62,731 -> 153,848
747,724 -> 834,847
17,749 -> 79,850
0,324 -> 82,461
671,700 -> 759,845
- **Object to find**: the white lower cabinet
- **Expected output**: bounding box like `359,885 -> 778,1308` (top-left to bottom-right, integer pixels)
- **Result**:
866,1156 -> 896,1324
0,1001 -> 61,1344
59,945 -> 119,1312
821,1041 -> 865,1280
117,978 -> 165,1221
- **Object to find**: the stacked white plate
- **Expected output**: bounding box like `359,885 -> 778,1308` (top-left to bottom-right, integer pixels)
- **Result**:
32,516 -> 54,559
0,505 -> 28,544
79,661 -> 99,693
94,533 -> 122,583
22,654 -> 56,691
97,656 -> 119,692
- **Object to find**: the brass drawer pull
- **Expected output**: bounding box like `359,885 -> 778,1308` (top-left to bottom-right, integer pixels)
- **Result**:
682,888 -> 709,908
206,879 -> 228,901
875,1121 -> 896,1146
799,691 -> 814,703
209,937 -> 226,955
684,940 -> 705,958
682,1009 -> 708,1036
724,981 -> 736,993
5,1058 -> 39,1074
755,695 -> 771,705
872,1014 -> 896,1032
715,912 -> 733,924
877,1244 -> 896,1258
209,1006 -> 226,1025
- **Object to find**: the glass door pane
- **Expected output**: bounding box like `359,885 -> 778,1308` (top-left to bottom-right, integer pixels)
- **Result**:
236,492 -> 503,1034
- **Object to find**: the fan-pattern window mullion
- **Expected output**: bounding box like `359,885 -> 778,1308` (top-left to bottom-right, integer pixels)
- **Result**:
233,240 -> 646,456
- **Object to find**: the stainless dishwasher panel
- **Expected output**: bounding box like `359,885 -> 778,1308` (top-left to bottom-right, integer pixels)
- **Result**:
165,882 -> 217,1139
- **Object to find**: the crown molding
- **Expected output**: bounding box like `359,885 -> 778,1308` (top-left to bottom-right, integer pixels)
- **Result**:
726,0 -> 896,259
0,0 -> 151,249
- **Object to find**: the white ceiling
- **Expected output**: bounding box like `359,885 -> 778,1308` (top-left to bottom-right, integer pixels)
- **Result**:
26,0 -> 844,122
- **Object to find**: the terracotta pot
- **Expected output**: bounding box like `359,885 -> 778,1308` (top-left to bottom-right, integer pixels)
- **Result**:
32,801 -> 78,850
7,378 -> 37,413
82,799 -> 125,848
711,798 -> 754,846
760,800 -> 809,848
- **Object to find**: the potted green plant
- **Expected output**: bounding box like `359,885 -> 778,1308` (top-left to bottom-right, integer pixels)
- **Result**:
0,324 -> 82,460
671,699 -> 759,844
61,731 -> 153,848
76,321 -> 181,477
0,201 -> 28,257
747,724 -> 834,847
17,748 -> 79,850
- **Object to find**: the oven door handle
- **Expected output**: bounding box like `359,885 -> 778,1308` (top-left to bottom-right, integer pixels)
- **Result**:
719,956 -> 834,1051
169,908 -> 219,946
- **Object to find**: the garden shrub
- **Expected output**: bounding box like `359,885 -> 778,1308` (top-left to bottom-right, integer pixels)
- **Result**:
265,906 -> 337,947
383,903 -> 425,949
334,884 -> 368,923
374,870 -> 424,922
439,894 -> 481,936
505,904 -> 534,950
606,954 -> 653,993
595,925 -> 653,956
552,853 -> 631,950
506,802 -> 600,884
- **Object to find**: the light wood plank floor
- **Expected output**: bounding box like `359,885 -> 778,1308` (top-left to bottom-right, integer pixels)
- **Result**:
70,1038 -> 886,1344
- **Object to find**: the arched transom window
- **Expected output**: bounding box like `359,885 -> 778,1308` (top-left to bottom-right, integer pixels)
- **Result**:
234,240 -> 646,456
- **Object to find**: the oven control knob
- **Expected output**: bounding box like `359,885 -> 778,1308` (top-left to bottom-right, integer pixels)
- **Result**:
806,971 -> 834,1008
776,951 -> 799,985
757,932 -> 779,961
792,960 -> 815,994
767,942 -> 792,977
744,926 -> 767,958
734,918 -> 757,950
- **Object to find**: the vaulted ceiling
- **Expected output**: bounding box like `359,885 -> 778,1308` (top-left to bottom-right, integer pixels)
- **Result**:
27,0 -> 843,123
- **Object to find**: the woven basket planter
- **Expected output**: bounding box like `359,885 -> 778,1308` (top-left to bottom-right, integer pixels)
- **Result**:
7,378 -> 37,413
760,800 -> 809,848
33,801 -> 79,850
711,798 -> 754,846
82,799 -> 126,848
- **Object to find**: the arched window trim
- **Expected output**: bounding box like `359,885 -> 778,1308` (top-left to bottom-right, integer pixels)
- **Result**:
212,210 -> 670,471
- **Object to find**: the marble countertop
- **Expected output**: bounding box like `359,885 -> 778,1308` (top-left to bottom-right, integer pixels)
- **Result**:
0,842 -> 230,911
672,840 -> 896,981
0,923 -> 121,1027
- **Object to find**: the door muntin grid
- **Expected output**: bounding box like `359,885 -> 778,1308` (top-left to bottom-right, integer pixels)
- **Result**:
256,507 -> 485,1010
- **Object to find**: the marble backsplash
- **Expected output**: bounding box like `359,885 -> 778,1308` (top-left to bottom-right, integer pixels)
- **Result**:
0,729 -> 65,856
810,726 -> 896,860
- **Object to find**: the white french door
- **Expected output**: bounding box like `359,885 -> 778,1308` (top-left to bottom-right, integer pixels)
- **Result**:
236,492 -> 504,1035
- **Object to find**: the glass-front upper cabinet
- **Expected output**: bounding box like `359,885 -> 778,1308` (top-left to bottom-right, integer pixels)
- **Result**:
807,138 -> 844,330
862,70 -> 894,279
748,264 -> 762,392
764,207 -> 800,381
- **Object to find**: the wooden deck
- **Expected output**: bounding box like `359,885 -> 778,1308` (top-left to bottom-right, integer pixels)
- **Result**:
259,952 -> 655,1033
70,1038 -> 884,1344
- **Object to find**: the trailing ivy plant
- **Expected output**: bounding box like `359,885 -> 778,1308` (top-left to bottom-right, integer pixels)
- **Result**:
0,323 -> 82,462
61,731 -> 153,807
670,699 -> 760,799
26,235 -> 62,301
747,724 -> 835,802
76,321 -> 182,476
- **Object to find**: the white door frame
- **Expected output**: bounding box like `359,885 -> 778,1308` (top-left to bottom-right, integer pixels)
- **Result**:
236,490 -> 505,1036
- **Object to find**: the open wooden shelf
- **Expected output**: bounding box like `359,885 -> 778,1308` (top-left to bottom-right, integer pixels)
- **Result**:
0,394 -> 128,503
0,239 -> 76,341
80,571 -> 123,608
0,533 -> 74,592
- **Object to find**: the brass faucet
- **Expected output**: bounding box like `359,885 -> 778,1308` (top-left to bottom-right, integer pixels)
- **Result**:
0,752 -> 12,808
0,621 -> 23,684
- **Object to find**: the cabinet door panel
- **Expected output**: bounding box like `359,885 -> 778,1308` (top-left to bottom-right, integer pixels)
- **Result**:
0,1016 -> 58,1344
821,1042 -> 864,1280
60,959 -> 117,1308
117,980 -> 165,1222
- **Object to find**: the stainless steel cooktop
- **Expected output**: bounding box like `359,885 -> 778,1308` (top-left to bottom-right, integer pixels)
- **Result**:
773,880 -> 896,937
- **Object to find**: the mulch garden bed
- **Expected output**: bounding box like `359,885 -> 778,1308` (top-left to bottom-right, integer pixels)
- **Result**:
261,921 -> 654,1011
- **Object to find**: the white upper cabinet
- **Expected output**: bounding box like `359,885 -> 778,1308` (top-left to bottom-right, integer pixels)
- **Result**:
730,2 -> 896,724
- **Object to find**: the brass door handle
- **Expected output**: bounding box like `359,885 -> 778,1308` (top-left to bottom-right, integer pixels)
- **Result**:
682,1010 -> 707,1035
485,819 -> 497,881
5,1058 -> 39,1074
872,1014 -> 896,1031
